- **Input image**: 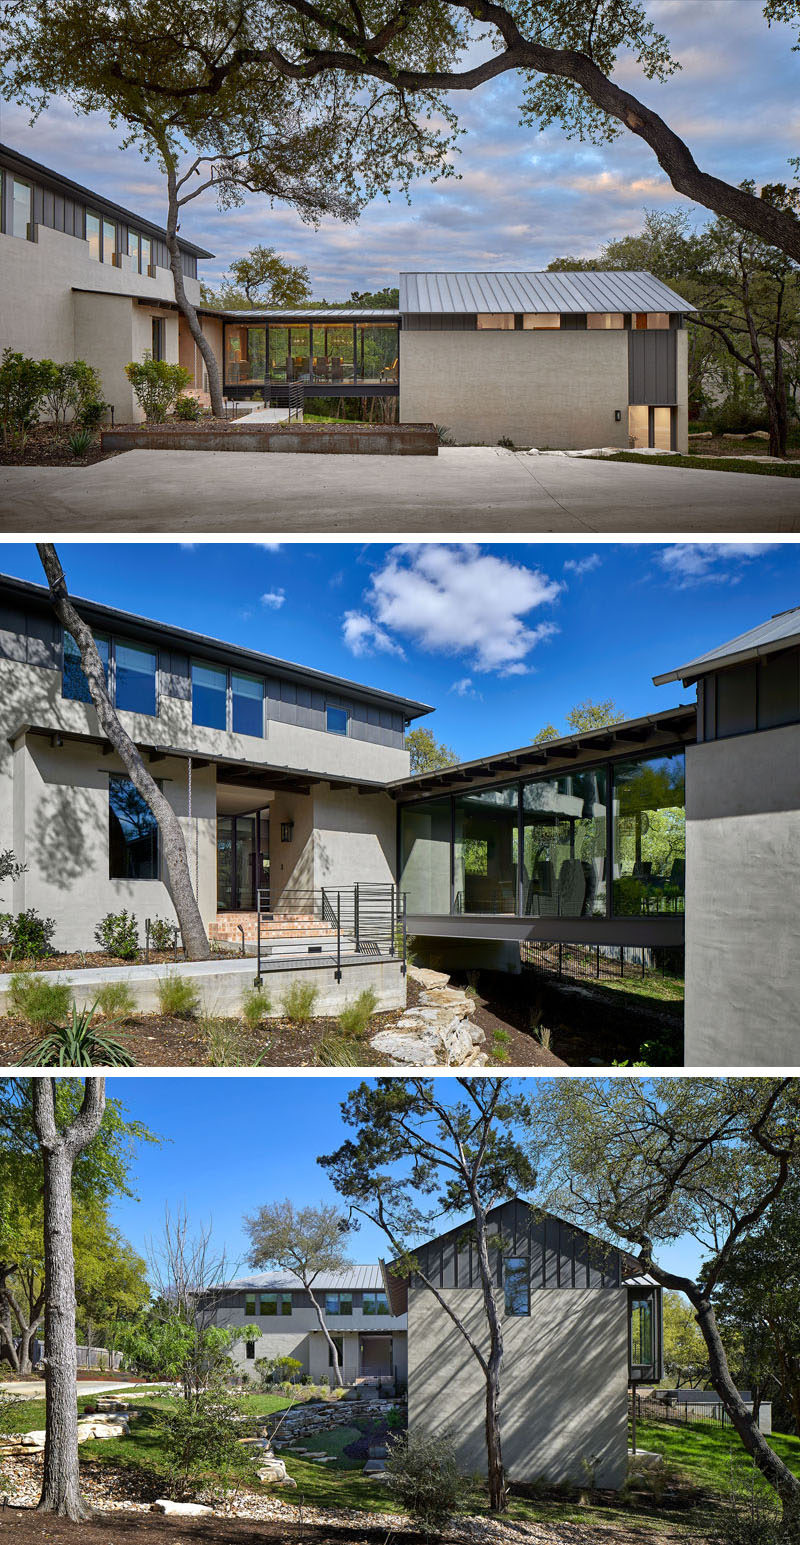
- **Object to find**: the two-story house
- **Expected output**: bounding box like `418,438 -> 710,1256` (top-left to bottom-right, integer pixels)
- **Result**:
210,1267 -> 408,1386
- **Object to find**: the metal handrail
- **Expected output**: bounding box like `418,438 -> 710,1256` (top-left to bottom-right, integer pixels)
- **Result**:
253,883 -> 406,983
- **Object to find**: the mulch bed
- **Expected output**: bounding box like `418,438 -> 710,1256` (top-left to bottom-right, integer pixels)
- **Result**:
0,425 -> 116,467
0,951 -> 184,975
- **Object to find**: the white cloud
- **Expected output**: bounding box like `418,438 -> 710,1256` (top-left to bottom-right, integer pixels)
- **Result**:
261,589 -> 286,609
450,676 -> 481,698
349,544 -> 561,674
564,553 -> 602,577
342,611 -> 406,658
658,543 -> 779,586
252,542 -> 282,551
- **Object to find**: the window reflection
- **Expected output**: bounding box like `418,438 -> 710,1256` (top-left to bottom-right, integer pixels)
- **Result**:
522,770 -> 607,918
310,322 -> 353,383
357,323 -> 398,383
612,754 -> 685,915
454,785 -> 517,914
226,325 -> 266,386
400,798 -> 451,914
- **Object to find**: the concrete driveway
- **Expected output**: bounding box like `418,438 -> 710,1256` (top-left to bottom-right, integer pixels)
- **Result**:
0,1379 -> 138,1400
1,446 -> 798,530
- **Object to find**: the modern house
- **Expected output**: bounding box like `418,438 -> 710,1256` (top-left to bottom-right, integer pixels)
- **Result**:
1,144 -> 692,447
208,1266 -> 407,1386
383,1199 -> 662,1489
2,568 -> 798,1064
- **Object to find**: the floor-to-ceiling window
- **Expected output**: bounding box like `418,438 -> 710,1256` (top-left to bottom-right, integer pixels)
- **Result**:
521,768 -> 607,918
225,324 -> 267,387
612,753 -> 685,915
357,323 -> 399,383
453,785 -> 518,914
399,797 -> 451,914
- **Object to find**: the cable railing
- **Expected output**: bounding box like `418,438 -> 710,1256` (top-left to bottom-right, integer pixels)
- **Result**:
255,884 -> 406,982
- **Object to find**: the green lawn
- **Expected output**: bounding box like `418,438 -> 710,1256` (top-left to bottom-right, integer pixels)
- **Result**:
636,1416 -> 800,1495
590,974 -> 684,1009
598,452 -> 800,478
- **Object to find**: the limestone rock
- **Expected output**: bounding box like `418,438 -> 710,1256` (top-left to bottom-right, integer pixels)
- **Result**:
408,967 -> 450,989
370,1030 -> 440,1065
152,1500 -> 214,1516
469,1023 -> 486,1045
257,1458 -> 288,1482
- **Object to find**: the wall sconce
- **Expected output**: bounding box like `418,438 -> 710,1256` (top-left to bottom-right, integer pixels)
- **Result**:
614,409 -> 622,422
280,820 -> 294,843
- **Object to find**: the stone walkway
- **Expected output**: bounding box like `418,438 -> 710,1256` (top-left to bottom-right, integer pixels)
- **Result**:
371,967 -> 487,1066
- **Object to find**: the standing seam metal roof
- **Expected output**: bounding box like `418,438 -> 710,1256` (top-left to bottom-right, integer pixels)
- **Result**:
399,270 -> 693,314
653,606 -> 800,685
223,1266 -> 387,1291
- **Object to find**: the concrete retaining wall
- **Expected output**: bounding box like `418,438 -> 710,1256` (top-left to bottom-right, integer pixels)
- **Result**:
101,424 -> 438,455
0,955 -> 407,1020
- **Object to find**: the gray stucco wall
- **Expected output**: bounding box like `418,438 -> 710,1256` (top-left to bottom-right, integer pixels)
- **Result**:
269,785 -> 397,908
684,723 -> 800,1064
399,330 -> 630,448
407,1283 -> 628,1487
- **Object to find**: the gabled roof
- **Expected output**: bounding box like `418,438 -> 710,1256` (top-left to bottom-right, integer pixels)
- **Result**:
399,270 -> 693,315
222,1265 -> 388,1291
654,606 -> 800,686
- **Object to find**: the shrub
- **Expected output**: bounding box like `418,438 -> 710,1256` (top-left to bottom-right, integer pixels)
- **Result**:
125,355 -> 192,422
77,398 -> 110,429
0,909 -> 56,960
0,849 -> 26,891
174,394 -> 202,421
337,987 -> 378,1039
241,984 -> 272,1029
384,1430 -> 464,1538
148,916 -> 177,952
95,910 -> 139,960
8,972 -> 73,1029
202,1015 -> 264,1066
24,1001 -> 135,1067
280,981 -> 318,1024
68,428 -> 93,458
95,980 -> 137,1022
316,1035 -> 366,1067
0,348 -> 52,452
434,424 -> 453,445
161,1381 -> 252,1498
497,435 -> 515,450
40,360 -> 102,433
157,971 -> 200,1018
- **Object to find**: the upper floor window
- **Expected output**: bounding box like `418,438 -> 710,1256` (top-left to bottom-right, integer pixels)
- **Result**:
102,218 -> 117,264
141,235 -> 152,272
326,705 -> 348,736
232,672 -> 263,736
62,629 -> 109,703
476,313 -> 515,330
522,313 -> 560,329
128,230 -> 140,270
12,179 -> 31,239
86,211 -> 101,262
258,1292 -> 291,1316
362,1291 -> 389,1316
324,1292 -> 353,1315
503,1257 -> 530,1316
245,1293 -> 256,1316
116,641 -> 157,716
192,662 -> 227,730
108,774 -> 159,879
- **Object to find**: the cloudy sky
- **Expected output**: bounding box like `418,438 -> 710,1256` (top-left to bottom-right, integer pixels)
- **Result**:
0,539 -> 796,759
1,2 -> 798,294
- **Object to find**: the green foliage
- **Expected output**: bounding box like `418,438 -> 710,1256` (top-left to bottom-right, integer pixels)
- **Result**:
434,425 -> 453,445
8,972 -> 72,1027
156,972 -> 200,1018
174,393 -> 202,420
201,1015 -> 265,1066
95,910 -> 139,960
405,727 -> 459,773
661,1290 -> 710,1387
241,983 -> 272,1029
24,1001 -> 135,1066
280,981 -> 319,1024
0,849 -> 26,892
497,435 -> 515,450
204,245 -> 312,310
95,979 -> 138,1022
384,1430 -> 465,1537
161,1379 -> 253,1497
39,358 -> 102,432
317,1035 -> 369,1066
68,427 -> 93,456
0,907 -> 56,959
148,916 -> 177,952
337,988 -> 378,1038
77,398 -> 110,429
254,1354 -> 303,1388
124,356 -> 192,422
0,348 -> 51,451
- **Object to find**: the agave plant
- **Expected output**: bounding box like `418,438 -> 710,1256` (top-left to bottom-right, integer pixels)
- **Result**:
24,1001 -> 135,1067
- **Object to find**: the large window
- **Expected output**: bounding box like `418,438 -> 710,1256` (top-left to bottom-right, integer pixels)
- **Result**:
310,322 -> 352,383
12,179 -> 31,239
102,218 -> 116,264
362,1292 -> 389,1316
522,769 -> 607,918
62,629 -> 109,702
399,797 -> 451,914
86,211 -> 101,261
109,775 -> 159,879
232,672 -> 263,736
116,641 -> 157,715
454,784 -> 518,915
140,235 -> 151,272
226,324 -> 267,386
357,323 -> 398,384
504,1258 -> 530,1316
612,753 -> 685,916
325,1292 -> 353,1315
192,661 -> 227,730
259,1292 -> 292,1316
128,230 -> 140,270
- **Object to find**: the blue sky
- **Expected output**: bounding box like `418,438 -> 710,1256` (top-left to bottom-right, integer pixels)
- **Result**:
1,3 -> 798,292
1,540 -> 798,759
102,1075 -> 707,1283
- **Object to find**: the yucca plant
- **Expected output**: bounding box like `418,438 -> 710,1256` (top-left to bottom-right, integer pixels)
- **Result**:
24,1001 -> 135,1067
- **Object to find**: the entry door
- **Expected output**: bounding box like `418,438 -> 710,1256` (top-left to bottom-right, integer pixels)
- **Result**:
235,815 -> 257,910
360,1335 -> 392,1377
217,813 -> 259,910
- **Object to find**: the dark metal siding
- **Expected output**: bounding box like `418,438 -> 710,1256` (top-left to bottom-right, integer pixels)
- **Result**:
1,160 -> 196,270
410,1199 -> 624,1293
265,677 -> 403,748
0,600 -> 60,669
403,313 -> 476,330
628,330 -> 677,404
700,650 -> 800,741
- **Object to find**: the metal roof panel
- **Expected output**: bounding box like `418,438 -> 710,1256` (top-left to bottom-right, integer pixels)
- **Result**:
399,270 -> 693,314
654,606 -> 800,685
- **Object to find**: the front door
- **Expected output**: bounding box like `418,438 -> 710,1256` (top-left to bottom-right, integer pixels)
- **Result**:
217,813 -> 264,910
360,1335 -> 393,1378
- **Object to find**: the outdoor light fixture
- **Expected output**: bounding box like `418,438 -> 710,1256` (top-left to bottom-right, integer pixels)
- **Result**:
280,820 -> 294,842
614,409 -> 622,422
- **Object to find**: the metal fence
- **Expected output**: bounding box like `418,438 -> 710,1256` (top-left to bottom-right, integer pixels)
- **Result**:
267,381 -> 304,419
255,884 -> 406,983
632,1393 -> 734,1429
521,939 -> 683,989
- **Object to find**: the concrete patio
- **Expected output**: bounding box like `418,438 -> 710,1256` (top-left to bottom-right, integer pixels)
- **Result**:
2,446 -> 798,530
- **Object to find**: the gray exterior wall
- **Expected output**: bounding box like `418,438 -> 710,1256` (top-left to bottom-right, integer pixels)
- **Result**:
211,1288 -> 407,1385
684,722 -> 800,1064
407,1282 -> 628,1487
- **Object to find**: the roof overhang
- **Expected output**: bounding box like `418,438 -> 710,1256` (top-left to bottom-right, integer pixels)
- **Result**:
389,705 -> 696,801
654,634 -> 800,687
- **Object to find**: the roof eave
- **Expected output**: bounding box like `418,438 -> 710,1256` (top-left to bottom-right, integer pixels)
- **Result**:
654,631 -> 800,687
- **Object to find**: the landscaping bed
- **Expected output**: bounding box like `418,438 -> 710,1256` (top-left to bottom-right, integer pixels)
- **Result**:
598,450 -> 800,478
0,949 -> 183,975
0,423 -> 116,467
100,422 -> 438,456
453,970 -> 682,1066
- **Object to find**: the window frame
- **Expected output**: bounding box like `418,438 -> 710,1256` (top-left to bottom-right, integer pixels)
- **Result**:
362,1291 -> 390,1317
11,178 -> 32,240
326,703 -> 349,737
503,1257 -> 530,1316
61,628 -> 159,718
108,771 -> 160,881
192,660 -> 267,736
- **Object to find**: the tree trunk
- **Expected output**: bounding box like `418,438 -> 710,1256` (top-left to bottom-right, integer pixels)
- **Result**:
306,1284 -> 343,1387
471,1201 -> 507,1512
32,1079 -> 106,1520
165,166 -> 225,420
36,544 -> 211,961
